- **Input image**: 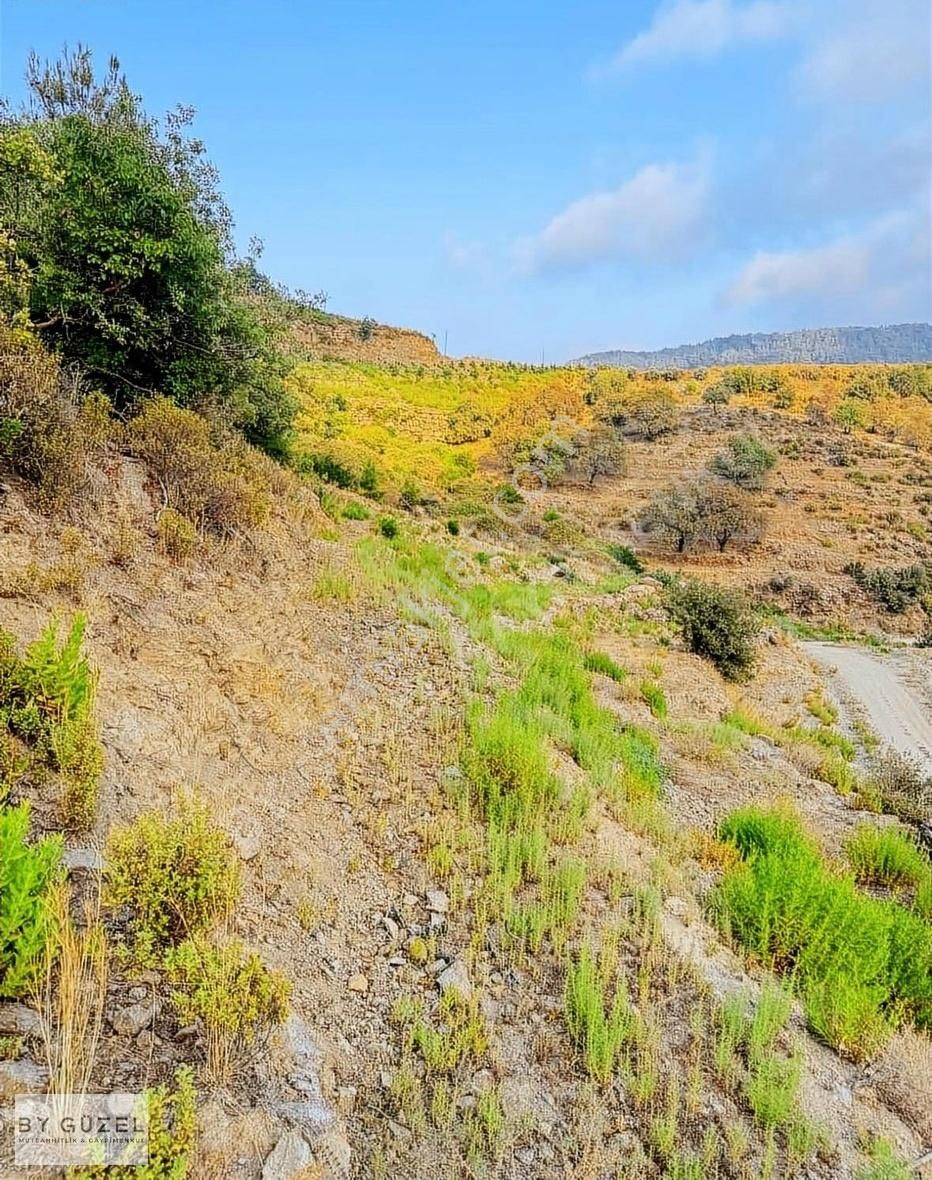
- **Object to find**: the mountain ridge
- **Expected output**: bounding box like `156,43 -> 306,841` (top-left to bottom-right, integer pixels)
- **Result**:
572,323 -> 932,369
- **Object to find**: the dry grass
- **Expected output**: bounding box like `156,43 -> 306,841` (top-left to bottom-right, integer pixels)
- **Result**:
36,884 -> 108,1097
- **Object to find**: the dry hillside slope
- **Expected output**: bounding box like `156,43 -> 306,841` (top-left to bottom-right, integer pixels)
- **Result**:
0,356 -> 930,1180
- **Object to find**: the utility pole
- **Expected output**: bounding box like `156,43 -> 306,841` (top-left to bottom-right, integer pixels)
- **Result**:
443,330 -> 448,357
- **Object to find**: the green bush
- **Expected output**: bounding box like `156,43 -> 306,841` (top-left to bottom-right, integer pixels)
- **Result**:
709,434 -> 777,489
639,680 -> 667,719
298,451 -> 356,488
702,380 -> 731,410
564,946 -> 632,1083
717,806 -> 932,1057
164,937 -> 289,1077
127,398 -> 273,534
618,726 -> 665,799
0,326 -> 111,511
638,478 -> 762,554
864,748 -> 931,822
613,389 -> 678,439
843,561 -> 929,614
855,1137 -> 913,1180
0,802 -> 62,998
105,798 -> 240,964
606,543 -> 643,574
378,515 -> 399,540
666,578 -> 759,681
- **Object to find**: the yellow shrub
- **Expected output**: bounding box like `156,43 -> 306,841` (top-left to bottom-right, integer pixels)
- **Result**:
157,508 -> 197,562
126,398 -> 271,534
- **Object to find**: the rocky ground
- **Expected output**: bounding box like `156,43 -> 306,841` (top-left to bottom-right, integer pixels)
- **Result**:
0,426 -> 930,1179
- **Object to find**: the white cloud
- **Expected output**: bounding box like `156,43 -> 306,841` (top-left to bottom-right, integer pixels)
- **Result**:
795,0 -> 929,103
725,208 -> 930,308
514,159 -> 711,274
599,0 -> 791,71
726,238 -> 868,304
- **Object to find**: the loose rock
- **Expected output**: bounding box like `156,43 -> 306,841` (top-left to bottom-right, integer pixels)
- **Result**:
62,847 -> 104,873
0,1060 -> 49,1098
233,830 -> 262,862
437,959 -> 472,1001
0,1002 -> 41,1037
111,1001 -> 159,1037
347,973 -> 369,994
426,889 -> 449,913
262,1130 -> 312,1180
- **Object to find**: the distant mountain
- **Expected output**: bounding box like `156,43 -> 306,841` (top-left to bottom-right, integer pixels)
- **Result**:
572,324 -> 932,369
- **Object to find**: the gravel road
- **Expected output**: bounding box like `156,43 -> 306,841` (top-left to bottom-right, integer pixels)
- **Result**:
802,642 -> 932,775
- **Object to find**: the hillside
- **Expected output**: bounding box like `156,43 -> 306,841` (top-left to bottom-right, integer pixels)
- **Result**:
3,47 -> 932,1180
574,324 -> 932,369
2,341 -> 932,1180
292,311 -> 441,366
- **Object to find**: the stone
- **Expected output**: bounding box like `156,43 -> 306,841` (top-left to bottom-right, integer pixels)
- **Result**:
314,1128 -> 351,1179
347,973 -> 369,994
381,915 -> 400,941
437,959 -> 472,1001
0,1002 -> 40,1036
336,1086 -> 357,1115
402,893 -> 418,908
0,1060 -> 48,1098
271,1100 -> 333,1138
62,847 -> 104,873
380,1070 -> 394,1089
262,1130 -> 313,1180
233,830 -> 262,862
426,889 -> 449,913
279,1015 -> 324,1099
388,1119 -> 412,1144
479,995 -> 501,1024
111,1000 -> 159,1037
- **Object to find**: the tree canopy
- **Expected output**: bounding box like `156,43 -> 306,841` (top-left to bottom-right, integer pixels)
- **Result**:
0,47 -> 297,454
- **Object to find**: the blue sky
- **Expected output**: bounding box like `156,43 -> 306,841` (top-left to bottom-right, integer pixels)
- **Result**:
1,0 -> 929,360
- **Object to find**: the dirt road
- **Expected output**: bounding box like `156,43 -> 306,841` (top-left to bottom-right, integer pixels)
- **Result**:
802,642 -> 932,775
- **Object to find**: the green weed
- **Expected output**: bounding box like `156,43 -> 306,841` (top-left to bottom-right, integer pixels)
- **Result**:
0,802 -> 62,998
564,944 -> 633,1083
583,651 -> 626,682
70,1067 -> 197,1179
716,806 -> 932,1058
845,824 -> 931,894
639,679 -> 668,719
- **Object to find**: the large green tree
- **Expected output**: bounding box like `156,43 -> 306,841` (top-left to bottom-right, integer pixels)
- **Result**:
0,48 -> 296,454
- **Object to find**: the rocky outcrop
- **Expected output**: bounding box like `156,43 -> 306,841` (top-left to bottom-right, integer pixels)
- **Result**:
293,314 -> 440,365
